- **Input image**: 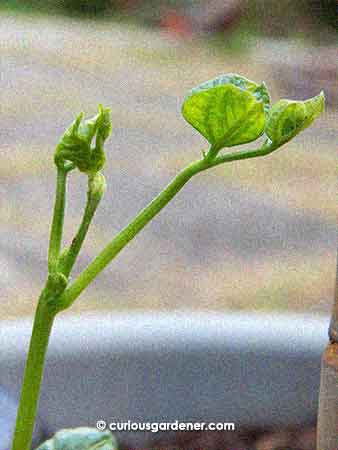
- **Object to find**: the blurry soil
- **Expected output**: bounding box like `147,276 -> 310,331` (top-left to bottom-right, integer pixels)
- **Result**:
124,425 -> 316,450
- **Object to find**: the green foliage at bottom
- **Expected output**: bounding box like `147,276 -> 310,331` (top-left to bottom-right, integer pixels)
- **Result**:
35,427 -> 118,450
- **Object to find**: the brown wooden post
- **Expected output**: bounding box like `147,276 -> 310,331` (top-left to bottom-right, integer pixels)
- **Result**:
317,252 -> 338,449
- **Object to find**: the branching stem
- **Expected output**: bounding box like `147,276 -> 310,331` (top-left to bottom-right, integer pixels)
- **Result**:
57,141 -> 274,311
12,140 -> 276,450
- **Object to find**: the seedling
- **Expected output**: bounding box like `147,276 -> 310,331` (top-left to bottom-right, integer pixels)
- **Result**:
10,74 -> 324,450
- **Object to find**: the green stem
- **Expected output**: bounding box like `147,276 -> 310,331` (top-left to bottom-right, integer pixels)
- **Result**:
58,203 -> 96,278
204,143 -> 219,163
10,141 -> 277,449
11,295 -> 57,450
57,141 -> 276,311
57,158 -> 208,310
58,178 -> 104,278
209,140 -> 276,168
48,167 -> 68,272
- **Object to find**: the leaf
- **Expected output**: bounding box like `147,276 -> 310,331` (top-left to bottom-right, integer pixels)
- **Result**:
34,427 -> 118,450
182,74 -> 269,152
55,105 -> 112,174
265,92 -> 325,147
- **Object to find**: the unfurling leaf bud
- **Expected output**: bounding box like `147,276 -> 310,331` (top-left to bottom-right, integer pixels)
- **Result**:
265,92 -> 325,147
55,105 -> 112,174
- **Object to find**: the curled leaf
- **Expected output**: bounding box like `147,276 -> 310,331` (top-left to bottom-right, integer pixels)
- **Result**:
265,92 -> 325,147
55,105 -> 112,174
182,74 -> 270,153
34,427 -> 117,450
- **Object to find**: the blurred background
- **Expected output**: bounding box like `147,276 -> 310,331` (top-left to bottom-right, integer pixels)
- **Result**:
0,0 -> 336,320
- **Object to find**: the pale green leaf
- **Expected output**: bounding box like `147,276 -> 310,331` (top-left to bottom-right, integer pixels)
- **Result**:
34,427 -> 118,450
265,92 -> 325,147
182,74 -> 269,152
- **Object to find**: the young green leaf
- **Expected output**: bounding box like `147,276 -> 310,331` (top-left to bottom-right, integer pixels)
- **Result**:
34,427 -> 117,450
182,74 -> 270,153
265,92 -> 325,147
55,105 -> 112,174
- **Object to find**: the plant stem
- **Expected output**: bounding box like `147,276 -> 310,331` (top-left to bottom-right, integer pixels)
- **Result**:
58,177 -> 104,278
11,294 -> 57,450
12,157 -> 71,449
48,167 -> 68,272
57,142 -> 275,311
208,140 -> 275,168
55,139 -> 277,313
11,141 -> 277,449
58,202 -> 96,278
57,158 -> 208,310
